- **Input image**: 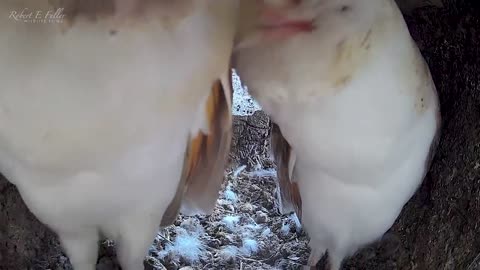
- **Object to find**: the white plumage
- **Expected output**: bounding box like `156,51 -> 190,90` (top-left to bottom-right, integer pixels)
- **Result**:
234,0 -> 441,269
0,1 -> 237,269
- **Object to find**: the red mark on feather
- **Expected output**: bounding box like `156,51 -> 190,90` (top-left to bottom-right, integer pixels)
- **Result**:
258,7 -> 315,40
261,21 -> 315,40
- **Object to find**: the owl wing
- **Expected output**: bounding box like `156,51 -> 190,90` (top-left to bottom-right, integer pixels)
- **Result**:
270,122 -> 302,220
161,69 -> 233,226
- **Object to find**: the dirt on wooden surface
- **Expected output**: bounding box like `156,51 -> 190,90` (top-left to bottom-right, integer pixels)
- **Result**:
141,111 -> 310,270
0,2 -> 480,270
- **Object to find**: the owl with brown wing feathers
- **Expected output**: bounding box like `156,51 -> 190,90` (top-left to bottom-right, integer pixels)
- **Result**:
0,1 -> 238,269
234,0 -> 441,268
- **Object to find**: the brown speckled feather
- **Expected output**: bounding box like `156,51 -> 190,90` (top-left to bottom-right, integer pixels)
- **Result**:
270,123 -> 302,220
161,71 -> 233,226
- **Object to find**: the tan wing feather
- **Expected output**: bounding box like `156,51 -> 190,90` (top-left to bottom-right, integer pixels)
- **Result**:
270,123 -> 302,220
159,136 -> 191,227
160,71 -> 233,226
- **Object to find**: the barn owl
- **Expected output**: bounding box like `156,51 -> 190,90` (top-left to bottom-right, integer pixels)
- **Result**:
234,0 -> 441,269
0,1 -> 238,269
